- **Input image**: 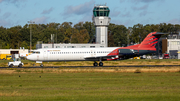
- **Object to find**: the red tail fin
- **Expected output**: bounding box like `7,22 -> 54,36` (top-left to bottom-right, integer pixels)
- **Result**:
138,32 -> 165,50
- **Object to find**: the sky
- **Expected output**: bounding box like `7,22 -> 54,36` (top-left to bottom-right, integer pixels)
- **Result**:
0,0 -> 180,28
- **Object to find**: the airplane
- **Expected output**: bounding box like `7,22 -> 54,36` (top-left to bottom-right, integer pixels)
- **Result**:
27,32 -> 166,67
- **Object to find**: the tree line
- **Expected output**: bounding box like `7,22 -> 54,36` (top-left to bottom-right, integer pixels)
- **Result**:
0,22 -> 180,49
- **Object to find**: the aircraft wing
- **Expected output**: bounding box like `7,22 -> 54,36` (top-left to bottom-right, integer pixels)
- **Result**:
84,55 -> 119,60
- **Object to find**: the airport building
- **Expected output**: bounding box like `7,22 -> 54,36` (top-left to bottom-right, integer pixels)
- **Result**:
167,33 -> 180,59
0,49 -> 29,60
36,4 -> 110,49
157,33 -> 180,59
36,43 -> 106,49
0,49 -> 28,54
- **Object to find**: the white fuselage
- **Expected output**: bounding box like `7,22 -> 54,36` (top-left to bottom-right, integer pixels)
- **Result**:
27,47 -> 118,62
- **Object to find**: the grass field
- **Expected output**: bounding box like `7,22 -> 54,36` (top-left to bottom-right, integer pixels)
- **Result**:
1,59 -> 180,100
0,70 -> 180,101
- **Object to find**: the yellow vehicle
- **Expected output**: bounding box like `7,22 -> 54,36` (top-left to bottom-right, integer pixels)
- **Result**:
134,57 -> 140,59
0,54 -> 12,60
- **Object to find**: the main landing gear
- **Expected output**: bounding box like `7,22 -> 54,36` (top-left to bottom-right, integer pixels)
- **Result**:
93,61 -> 103,67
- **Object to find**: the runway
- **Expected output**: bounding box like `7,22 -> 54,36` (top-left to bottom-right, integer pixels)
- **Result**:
1,65 -> 180,69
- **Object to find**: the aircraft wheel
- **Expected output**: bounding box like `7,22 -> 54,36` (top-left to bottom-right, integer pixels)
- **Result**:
93,62 -> 98,66
99,62 -> 103,66
9,64 -> 13,67
40,64 -> 43,67
18,64 -> 22,67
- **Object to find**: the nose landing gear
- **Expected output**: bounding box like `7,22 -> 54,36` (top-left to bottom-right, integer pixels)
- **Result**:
40,64 -> 43,67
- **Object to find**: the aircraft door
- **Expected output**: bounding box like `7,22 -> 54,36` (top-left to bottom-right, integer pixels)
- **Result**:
43,50 -> 48,60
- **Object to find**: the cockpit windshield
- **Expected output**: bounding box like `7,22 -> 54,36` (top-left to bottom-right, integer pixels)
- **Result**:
32,51 -> 40,54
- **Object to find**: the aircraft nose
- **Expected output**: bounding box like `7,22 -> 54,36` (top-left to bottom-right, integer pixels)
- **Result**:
27,55 -> 33,60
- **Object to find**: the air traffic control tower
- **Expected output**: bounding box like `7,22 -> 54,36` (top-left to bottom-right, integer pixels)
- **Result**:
93,4 -> 111,47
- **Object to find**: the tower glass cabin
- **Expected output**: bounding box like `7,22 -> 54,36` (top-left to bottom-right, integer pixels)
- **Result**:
93,6 -> 110,17
92,5 -> 111,47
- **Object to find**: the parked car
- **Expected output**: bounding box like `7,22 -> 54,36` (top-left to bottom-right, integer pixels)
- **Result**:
163,53 -> 169,59
8,58 -> 24,67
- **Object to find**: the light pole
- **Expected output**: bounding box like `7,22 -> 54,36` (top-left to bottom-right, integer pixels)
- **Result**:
56,25 -> 60,43
28,21 -> 35,52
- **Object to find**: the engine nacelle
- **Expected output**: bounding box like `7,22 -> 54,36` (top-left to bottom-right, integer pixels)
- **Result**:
118,49 -> 139,59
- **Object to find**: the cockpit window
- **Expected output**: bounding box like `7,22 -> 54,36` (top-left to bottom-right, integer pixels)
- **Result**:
33,51 -> 40,54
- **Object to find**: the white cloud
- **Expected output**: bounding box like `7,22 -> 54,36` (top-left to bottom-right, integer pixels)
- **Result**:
3,12 -> 11,18
139,10 -> 148,16
79,15 -> 92,23
120,0 -> 160,4
111,19 -> 134,27
168,19 -> 180,24
63,0 -> 95,16
122,19 -> 135,27
42,7 -> 53,14
0,19 -> 12,27
0,0 -> 26,3
121,11 -> 131,17
0,0 -> 27,8
131,0 -> 162,4
32,16 -> 49,24
132,4 -> 148,11
110,10 -> 121,17
119,0 -> 126,3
